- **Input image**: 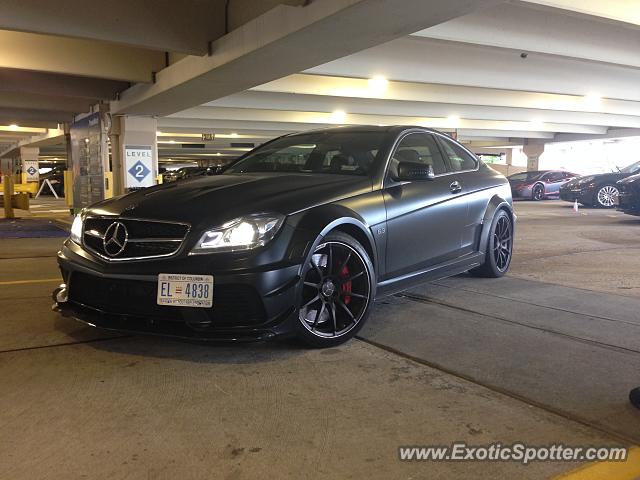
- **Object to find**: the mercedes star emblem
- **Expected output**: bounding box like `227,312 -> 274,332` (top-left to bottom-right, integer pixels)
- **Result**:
103,222 -> 128,257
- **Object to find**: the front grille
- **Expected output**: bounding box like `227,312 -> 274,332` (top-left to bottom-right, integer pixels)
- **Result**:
68,272 -> 266,327
83,217 -> 189,260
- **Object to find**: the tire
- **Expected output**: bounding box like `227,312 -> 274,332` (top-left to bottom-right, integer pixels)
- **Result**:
532,183 -> 545,201
630,387 -> 640,409
594,184 -> 619,208
295,231 -> 375,348
469,209 -> 513,278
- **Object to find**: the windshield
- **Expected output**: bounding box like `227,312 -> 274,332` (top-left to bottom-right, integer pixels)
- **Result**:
619,161 -> 640,174
508,172 -> 544,182
225,131 -> 386,176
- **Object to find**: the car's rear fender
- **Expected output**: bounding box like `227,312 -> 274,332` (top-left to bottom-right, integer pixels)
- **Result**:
477,195 -> 515,254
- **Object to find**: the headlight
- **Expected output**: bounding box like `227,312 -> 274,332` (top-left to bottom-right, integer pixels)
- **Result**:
70,215 -> 83,244
191,214 -> 285,253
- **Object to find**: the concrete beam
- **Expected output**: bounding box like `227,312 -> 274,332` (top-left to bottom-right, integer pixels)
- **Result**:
0,92 -> 93,114
0,128 -> 63,158
551,128 -> 640,144
170,106 -> 608,135
522,0 -> 640,27
0,69 -> 128,100
414,2 -> 640,68
0,0 -> 226,54
112,0 -> 500,116
305,36 -> 640,101
208,91 -> 640,129
254,74 -> 640,117
0,108 -> 72,126
0,31 -> 165,83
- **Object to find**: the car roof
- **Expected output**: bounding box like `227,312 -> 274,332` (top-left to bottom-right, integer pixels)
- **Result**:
285,125 -> 453,136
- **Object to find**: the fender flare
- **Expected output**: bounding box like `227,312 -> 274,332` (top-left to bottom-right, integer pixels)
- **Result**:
532,182 -> 545,198
478,195 -> 514,254
288,204 -> 378,271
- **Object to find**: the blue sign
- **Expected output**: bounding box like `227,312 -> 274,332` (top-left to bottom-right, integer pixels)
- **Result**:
128,160 -> 151,183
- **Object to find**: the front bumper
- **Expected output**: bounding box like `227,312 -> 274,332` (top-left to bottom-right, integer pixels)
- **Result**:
617,189 -> 640,216
54,239 -> 304,341
559,186 -> 595,204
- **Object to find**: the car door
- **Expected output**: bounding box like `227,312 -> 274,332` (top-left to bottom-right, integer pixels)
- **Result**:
383,132 -> 468,279
434,134 -> 482,255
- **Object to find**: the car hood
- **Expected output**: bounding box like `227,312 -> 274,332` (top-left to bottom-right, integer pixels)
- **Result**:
564,172 -> 624,188
618,172 -> 640,186
86,173 -> 373,229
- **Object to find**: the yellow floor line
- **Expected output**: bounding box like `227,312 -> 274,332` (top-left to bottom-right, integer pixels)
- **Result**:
0,278 -> 61,286
552,447 -> 640,480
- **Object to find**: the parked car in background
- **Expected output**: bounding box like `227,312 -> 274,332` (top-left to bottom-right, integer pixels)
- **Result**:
53,126 -> 514,347
162,166 -> 222,183
560,161 -> 640,208
39,165 -> 66,196
508,170 -> 579,200
617,173 -> 640,216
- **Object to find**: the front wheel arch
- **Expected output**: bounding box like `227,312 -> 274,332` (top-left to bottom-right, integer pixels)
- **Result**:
532,182 -> 545,200
593,184 -> 619,208
290,206 -> 379,275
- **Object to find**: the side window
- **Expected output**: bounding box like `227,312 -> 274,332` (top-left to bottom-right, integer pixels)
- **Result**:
388,133 -> 448,179
547,172 -> 564,182
437,137 -> 478,172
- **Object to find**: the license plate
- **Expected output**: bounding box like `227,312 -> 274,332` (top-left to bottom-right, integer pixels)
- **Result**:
157,273 -> 213,308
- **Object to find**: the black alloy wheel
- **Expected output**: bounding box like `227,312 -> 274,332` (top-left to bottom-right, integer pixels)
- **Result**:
469,209 -> 513,278
296,232 -> 374,347
532,184 -> 545,201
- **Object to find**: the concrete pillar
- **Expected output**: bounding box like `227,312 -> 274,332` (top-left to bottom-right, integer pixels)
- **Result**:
18,147 -> 40,184
110,115 -> 158,196
523,143 -> 545,171
505,149 -> 513,166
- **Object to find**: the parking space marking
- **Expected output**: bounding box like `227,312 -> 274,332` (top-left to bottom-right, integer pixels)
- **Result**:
552,447 -> 640,480
0,278 -> 60,286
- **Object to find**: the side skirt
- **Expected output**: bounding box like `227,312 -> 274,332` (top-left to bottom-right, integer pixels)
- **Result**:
375,252 -> 485,298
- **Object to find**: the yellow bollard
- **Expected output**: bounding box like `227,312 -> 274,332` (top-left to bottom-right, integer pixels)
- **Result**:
2,174 -> 14,219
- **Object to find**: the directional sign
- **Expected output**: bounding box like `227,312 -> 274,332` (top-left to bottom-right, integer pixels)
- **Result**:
124,145 -> 155,188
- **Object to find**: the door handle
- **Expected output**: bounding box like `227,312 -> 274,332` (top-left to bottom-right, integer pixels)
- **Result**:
449,180 -> 462,194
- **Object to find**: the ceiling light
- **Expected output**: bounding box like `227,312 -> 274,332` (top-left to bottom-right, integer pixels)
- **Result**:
169,140 -> 176,144
368,75 -> 388,93
9,124 -> 18,131
330,110 -> 347,123
156,131 -> 162,136
584,93 -> 602,105
447,115 -> 460,127
230,132 -> 238,138
216,153 -> 221,156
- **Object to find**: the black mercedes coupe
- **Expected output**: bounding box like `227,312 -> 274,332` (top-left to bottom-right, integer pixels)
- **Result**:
54,126 -> 514,347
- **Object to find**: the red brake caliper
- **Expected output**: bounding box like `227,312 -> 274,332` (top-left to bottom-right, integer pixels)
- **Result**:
340,265 -> 352,304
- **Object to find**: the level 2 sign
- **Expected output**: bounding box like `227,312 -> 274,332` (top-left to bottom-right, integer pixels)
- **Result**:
24,160 -> 39,182
124,145 -> 155,188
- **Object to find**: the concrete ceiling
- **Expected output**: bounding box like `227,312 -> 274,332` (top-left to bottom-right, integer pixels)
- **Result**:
152,0 -> 640,160
2,0 -> 640,162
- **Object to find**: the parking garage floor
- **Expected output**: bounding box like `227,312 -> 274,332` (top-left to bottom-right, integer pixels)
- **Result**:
1,201 -> 639,479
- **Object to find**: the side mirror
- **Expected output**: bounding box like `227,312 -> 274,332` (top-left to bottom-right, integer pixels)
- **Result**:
396,161 -> 435,181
